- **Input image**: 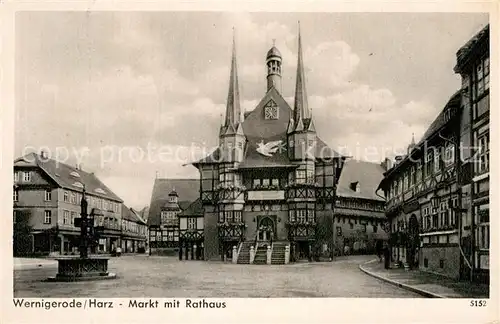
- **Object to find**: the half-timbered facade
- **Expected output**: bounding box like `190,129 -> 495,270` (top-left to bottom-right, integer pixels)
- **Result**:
454,24 -> 490,283
377,91 -> 466,279
192,29 -> 348,262
147,179 -> 199,255
178,199 -> 204,260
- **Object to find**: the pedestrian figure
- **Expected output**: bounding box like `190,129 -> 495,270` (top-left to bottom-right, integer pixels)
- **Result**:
376,240 -> 383,263
383,241 -> 390,269
343,244 -> 350,256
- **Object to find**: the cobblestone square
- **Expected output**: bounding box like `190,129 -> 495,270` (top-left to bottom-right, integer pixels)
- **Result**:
14,255 -> 418,298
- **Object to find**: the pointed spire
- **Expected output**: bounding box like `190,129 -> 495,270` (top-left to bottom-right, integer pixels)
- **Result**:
235,122 -> 245,136
411,132 -> 416,145
293,21 -> 309,126
306,117 -> 316,132
224,28 -> 241,127
295,117 -> 304,132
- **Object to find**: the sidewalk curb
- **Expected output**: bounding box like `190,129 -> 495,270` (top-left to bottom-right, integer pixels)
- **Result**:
359,261 -> 445,298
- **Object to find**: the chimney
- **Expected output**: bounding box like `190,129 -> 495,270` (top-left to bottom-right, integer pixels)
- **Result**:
40,150 -> 48,159
395,155 -> 403,165
381,157 -> 393,171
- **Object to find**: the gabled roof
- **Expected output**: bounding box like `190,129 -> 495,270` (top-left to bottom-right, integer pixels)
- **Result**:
316,137 -> 343,159
455,24 -> 489,73
381,90 -> 462,183
238,133 -> 294,169
14,152 -> 123,202
336,159 -> 385,202
418,90 -> 462,145
122,205 -> 147,225
147,178 -> 199,226
242,87 -> 293,138
178,198 -> 204,217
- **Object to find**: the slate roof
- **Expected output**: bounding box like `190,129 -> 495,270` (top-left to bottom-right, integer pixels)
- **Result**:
380,90 -> 462,184
419,90 -> 462,145
14,152 -> 123,202
336,159 -> 385,202
122,205 -> 147,225
147,178 -> 199,226
178,198 -> 204,217
266,46 -> 282,59
194,87 -> 343,168
455,24 -> 489,72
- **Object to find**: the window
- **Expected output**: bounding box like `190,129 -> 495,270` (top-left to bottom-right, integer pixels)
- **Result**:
14,172 -> 19,182
63,210 -> 69,224
262,178 -> 270,186
234,211 -> 242,223
63,191 -> 69,202
44,189 -> 52,201
434,149 -> 441,173
474,56 -> 489,99
362,224 -> 367,233
425,151 -> 433,177
187,218 -> 196,230
296,210 -> 307,223
71,193 -> 76,204
416,161 -> 422,183
444,144 -> 455,167
264,100 -> 279,120
373,225 -> 378,233
71,211 -> 77,225
477,132 -> 489,174
23,171 -> 31,182
350,222 -> 354,229
336,226 -> 342,236
295,170 -> 306,184
13,189 -> 19,202
271,179 -> 279,187
410,166 -> 415,187
44,210 -> 52,224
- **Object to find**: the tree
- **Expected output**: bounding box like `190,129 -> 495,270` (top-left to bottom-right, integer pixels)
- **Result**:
13,210 -> 33,256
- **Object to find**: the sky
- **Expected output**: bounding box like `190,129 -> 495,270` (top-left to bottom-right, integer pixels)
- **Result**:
14,12 -> 488,209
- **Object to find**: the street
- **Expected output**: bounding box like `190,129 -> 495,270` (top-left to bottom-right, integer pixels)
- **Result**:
14,255 -> 419,298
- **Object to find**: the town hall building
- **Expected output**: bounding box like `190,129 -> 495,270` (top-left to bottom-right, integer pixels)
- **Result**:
148,27 -> 389,264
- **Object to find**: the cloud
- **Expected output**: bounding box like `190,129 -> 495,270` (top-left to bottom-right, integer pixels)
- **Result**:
17,11 -> 473,208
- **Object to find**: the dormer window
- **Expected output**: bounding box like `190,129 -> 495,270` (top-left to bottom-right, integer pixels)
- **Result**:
350,181 -> 360,193
70,171 -> 80,178
95,188 -> 107,195
72,181 -> 84,188
264,100 -> 278,120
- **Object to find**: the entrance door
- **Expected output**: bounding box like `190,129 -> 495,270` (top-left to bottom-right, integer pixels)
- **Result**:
258,217 -> 274,241
408,214 -> 420,268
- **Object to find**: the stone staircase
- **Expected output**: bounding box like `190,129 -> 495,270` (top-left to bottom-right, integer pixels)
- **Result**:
253,245 -> 268,265
236,241 -> 252,264
271,242 -> 287,265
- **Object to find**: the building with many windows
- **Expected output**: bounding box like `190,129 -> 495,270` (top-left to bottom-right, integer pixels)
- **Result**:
147,29 -> 392,264
121,206 -> 148,253
147,179 -> 199,255
13,152 -> 123,256
191,29 -> 346,263
334,160 -> 388,255
377,24 -> 489,282
454,24 -> 489,283
377,91 -> 464,278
